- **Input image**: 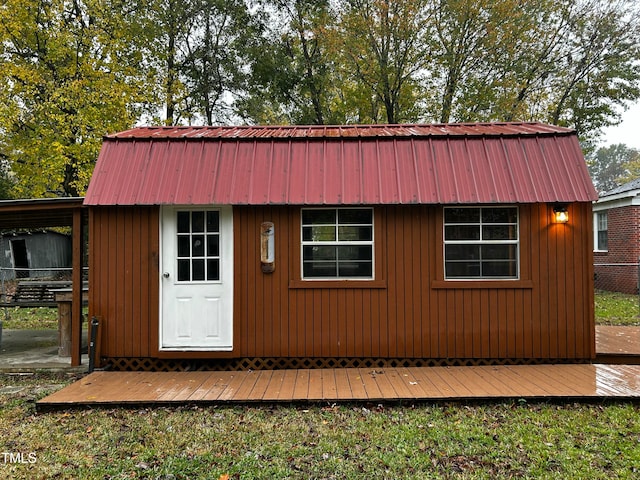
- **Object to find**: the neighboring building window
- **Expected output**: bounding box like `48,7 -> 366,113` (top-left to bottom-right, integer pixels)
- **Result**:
301,208 -> 373,279
596,211 -> 608,251
444,206 -> 519,279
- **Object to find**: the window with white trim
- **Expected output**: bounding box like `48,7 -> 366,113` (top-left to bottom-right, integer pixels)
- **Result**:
444,206 -> 519,279
596,211 -> 608,251
301,208 -> 373,279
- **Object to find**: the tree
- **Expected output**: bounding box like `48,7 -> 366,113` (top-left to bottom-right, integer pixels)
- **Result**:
587,144 -> 640,193
240,0 -> 338,125
143,0 -> 254,126
0,0 -> 149,197
0,156 -> 14,199
335,0 -> 433,124
243,0 -> 640,134
428,0 -> 640,142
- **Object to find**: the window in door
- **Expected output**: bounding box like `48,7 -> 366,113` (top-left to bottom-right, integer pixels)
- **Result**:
176,210 -> 221,282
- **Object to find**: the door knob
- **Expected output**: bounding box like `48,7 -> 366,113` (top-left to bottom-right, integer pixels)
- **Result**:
163,272 -> 170,278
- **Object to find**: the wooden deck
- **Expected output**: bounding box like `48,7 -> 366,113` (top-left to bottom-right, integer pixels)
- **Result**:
596,326 -> 640,363
36,326 -> 640,409
37,363 -> 640,410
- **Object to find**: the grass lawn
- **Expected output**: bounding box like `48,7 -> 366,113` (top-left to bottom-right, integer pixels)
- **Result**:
1,307 -> 59,330
1,292 -> 640,479
1,375 -> 639,479
594,291 -> 640,326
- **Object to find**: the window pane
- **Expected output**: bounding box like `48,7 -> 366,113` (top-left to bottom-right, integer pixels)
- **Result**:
445,244 -> 480,261
337,245 -> 372,261
192,259 -> 205,281
304,245 -> 337,261
177,212 -> 190,233
192,235 -> 205,257
302,209 -> 335,225
178,259 -> 190,281
207,211 -> 219,232
446,261 -> 480,277
597,212 -> 607,230
303,225 -> 336,242
445,225 -> 480,241
482,208 -> 517,223
192,212 -> 204,232
207,259 -> 220,281
207,234 -> 219,257
481,244 -> 517,260
445,208 -> 480,224
338,262 -> 372,277
482,261 -> 517,277
303,261 -> 337,277
598,231 -> 608,250
483,225 -> 517,240
177,236 -> 190,257
338,209 -> 372,224
338,226 -> 372,241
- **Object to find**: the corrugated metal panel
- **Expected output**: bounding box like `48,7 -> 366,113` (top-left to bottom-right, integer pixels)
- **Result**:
85,123 -> 598,206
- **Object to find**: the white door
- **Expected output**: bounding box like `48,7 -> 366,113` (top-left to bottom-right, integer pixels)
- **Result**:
160,206 -> 233,350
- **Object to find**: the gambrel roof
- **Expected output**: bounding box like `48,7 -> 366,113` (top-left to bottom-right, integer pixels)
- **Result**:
84,122 -> 597,206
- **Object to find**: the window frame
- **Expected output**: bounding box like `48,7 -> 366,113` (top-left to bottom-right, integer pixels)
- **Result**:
300,207 -> 375,281
443,206 -> 520,281
595,211 -> 608,252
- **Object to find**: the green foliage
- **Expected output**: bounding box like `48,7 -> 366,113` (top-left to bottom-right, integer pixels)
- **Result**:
587,143 -> 640,192
0,0 -> 150,197
1,0 -> 639,196
240,0 -> 340,125
245,0 -> 640,137
141,0 -> 256,126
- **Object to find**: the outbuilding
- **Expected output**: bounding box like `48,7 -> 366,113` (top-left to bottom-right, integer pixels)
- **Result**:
84,123 -> 598,370
0,230 -> 71,280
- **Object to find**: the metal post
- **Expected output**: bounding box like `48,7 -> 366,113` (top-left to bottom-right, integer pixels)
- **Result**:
88,317 -> 99,373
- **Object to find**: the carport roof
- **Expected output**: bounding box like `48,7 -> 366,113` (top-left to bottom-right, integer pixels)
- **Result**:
0,197 -> 85,230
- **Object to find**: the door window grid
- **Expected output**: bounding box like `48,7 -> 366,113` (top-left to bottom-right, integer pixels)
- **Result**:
176,210 -> 220,282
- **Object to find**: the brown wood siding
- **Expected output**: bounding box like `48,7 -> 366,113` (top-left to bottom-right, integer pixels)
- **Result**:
89,207 -> 159,359
233,203 -> 594,360
90,203 -> 595,361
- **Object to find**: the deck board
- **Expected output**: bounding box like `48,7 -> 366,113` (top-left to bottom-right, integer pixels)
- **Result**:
276,369 -> 298,401
358,369 -> 384,399
292,370 -> 310,399
596,326 -> 640,356
307,370 -> 324,400
344,369 -> 368,399
37,364 -> 640,410
189,372 -> 234,401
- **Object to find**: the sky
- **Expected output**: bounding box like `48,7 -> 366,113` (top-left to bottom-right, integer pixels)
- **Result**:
601,101 -> 640,150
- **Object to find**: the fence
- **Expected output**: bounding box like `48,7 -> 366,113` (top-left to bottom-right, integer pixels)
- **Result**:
593,261 -> 639,295
0,267 -> 88,315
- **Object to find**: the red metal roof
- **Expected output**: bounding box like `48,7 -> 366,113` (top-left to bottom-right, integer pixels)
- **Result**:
84,123 -> 598,206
